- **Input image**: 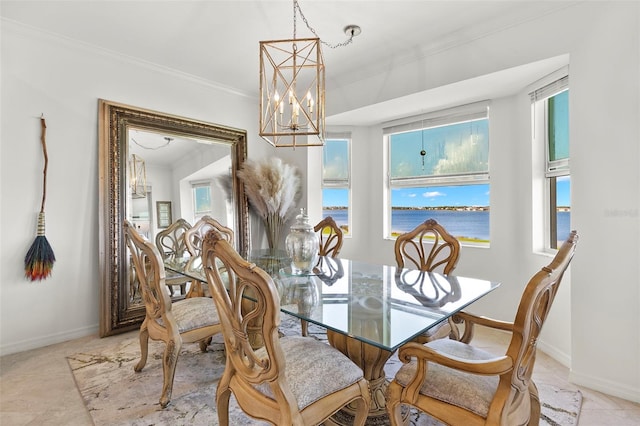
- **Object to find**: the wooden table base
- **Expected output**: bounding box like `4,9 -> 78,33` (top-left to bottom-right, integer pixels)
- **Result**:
326,330 -> 409,425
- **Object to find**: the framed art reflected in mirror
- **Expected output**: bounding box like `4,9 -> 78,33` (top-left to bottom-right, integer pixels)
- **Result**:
156,201 -> 172,228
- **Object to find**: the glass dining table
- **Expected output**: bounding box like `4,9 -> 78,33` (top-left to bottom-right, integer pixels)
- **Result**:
165,250 -> 500,425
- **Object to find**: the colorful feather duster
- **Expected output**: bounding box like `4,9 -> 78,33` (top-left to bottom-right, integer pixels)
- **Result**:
24,117 -> 55,281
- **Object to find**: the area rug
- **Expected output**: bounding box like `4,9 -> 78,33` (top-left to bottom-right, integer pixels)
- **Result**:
68,315 -> 582,425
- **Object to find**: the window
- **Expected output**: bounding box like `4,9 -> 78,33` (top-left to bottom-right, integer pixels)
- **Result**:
322,135 -> 350,235
386,103 -> 490,243
192,182 -> 212,221
531,75 -> 570,249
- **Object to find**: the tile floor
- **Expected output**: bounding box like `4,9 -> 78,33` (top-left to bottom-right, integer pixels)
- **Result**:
1,325 -> 639,425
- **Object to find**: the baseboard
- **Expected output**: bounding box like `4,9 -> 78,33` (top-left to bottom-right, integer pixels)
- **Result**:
537,340 -> 571,369
0,324 -> 99,357
569,369 -> 640,404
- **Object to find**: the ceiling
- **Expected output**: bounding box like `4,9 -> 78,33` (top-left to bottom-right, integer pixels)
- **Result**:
1,1 -> 574,125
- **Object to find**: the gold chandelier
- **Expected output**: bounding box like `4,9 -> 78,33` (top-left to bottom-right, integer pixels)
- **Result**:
259,0 -> 359,148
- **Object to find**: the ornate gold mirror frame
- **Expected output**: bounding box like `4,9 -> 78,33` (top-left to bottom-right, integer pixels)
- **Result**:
98,99 -> 249,336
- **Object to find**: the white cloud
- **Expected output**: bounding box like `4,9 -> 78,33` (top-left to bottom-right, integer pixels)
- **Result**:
422,191 -> 445,198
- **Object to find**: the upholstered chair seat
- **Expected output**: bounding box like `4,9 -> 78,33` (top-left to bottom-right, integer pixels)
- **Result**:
157,297 -> 220,333
393,338 -> 500,418
254,336 -> 367,411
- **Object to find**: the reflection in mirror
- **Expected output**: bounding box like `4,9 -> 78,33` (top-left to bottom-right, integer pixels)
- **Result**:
128,129 -> 236,236
99,100 -> 249,336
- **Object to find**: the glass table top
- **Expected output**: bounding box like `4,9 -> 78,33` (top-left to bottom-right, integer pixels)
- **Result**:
165,253 -> 500,352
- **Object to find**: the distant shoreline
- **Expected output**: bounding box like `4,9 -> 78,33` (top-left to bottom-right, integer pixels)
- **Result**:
324,206 -> 570,212
324,206 -> 570,242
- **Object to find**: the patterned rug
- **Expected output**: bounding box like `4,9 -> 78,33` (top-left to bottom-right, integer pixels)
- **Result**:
68,315 -> 582,425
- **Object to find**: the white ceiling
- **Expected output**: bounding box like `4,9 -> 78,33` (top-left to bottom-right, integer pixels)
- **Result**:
1,1 -> 574,125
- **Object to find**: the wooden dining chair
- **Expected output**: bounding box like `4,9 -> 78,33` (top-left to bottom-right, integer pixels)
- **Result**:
183,215 -> 234,297
294,215 -> 346,337
314,216 -> 344,257
124,220 -> 221,408
387,231 -> 578,426
394,218 -> 461,342
201,230 -> 371,426
155,218 -> 192,296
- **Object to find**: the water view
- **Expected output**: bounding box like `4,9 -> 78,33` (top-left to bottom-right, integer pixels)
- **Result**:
324,208 -> 571,243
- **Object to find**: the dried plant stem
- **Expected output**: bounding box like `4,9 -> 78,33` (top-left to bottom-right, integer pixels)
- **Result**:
265,213 -> 284,249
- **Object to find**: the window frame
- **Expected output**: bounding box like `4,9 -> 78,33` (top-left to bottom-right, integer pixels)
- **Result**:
191,180 -> 213,221
322,133 -> 352,235
384,102 -> 491,244
530,71 -> 570,251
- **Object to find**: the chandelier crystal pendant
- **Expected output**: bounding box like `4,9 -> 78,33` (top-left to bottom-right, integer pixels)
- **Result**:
260,36 -> 325,148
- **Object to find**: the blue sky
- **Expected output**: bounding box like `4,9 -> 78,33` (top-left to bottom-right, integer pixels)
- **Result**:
391,184 -> 490,207
556,176 -> 571,206
322,185 -> 491,208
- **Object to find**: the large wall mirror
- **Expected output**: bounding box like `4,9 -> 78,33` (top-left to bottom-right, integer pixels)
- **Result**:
98,99 -> 249,336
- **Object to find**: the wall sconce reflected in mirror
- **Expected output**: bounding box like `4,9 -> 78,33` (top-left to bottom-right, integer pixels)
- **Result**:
129,154 -> 147,199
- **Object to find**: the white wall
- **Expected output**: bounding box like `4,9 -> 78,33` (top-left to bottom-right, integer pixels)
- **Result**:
326,2 -> 639,403
0,19 -> 262,354
1,1 -> 638,404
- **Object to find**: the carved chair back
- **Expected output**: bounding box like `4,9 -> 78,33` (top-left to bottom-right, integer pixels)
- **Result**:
155,218 -> 192,260
202,232 -> 303,422
184,215 -> 234,257
394,219 -> 461,342
125,220 -> 171,322
394,218 -> 460,274
314,216 -> 344,257
155,218 -> 192,295
505,231 -> 578,400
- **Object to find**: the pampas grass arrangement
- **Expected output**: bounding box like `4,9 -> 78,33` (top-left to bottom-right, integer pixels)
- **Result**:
237,157 -> 301,249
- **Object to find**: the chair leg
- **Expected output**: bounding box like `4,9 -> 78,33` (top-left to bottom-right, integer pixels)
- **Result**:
447,317 -> 461,340
159,338 -> 182,408
216,381 -> 232,426
186,281 -> 204,298
199,337 -> 212,352
386,381 -> 405,426
134,324 -> 149,372
301,319 -> 309,337
352,380 -> 372,426
529,381 -> 541,425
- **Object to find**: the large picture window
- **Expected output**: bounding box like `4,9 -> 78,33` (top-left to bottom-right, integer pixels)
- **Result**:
531,75 -> 570,249
386,103 -> 490,243
322,135 -> 350,235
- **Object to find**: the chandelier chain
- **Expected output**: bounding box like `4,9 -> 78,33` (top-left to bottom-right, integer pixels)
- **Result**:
131,137 -> 172,151
293,0 -> 355,49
